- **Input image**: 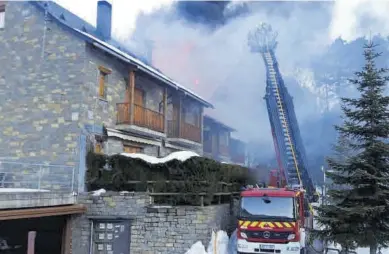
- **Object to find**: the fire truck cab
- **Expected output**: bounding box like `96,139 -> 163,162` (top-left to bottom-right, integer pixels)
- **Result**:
236,185 -> 312,254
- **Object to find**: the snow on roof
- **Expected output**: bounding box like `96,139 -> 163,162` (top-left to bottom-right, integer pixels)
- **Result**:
0,188 -> 49,193
73,28 -> 213,108
120,151 -> 199,164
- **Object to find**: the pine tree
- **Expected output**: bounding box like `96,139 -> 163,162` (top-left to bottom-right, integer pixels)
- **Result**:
314,41 -> 389,254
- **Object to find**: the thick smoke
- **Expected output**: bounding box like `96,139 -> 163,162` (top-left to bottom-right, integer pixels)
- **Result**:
56,0 -> 389,179
124,1 -> 389,177
127,1 -> 333,159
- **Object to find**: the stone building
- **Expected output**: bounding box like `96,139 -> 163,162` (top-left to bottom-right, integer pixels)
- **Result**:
0,0 -> 212,192
0,1 -> 212,253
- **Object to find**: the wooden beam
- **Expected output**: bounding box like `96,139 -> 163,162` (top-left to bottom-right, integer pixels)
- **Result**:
0,204 -> 86,221
98,65 -> 112,74
129,70 -> 135,125
177,96 -> 182,138
0,1 -> 6,12
200,107 -> 204,145
163,87 -> 168,133
27,231 -> 36,254
61,216 -> 73,254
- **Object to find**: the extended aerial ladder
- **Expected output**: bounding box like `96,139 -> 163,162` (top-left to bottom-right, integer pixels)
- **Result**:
248,23 -> 319,203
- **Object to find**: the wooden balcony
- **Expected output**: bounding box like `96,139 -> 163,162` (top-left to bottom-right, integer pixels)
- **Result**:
231,154 -> 245,164
219,144 -> 230,157
167,120 -> 201,143
203,140 -> 212,153
117,103 -> 164,133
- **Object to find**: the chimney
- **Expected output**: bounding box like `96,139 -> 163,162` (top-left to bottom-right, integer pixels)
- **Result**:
96,0 -> 112,40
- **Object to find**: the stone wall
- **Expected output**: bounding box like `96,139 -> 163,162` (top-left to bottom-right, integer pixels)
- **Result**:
0,2 -> 85,166
0,1 -> 206,196
71,192 -> 233,254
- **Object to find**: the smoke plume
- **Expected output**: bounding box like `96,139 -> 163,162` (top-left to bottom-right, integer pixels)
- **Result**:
57,0 -> 389,172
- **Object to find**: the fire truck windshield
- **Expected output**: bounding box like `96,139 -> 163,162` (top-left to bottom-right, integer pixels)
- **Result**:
239,196 -> 295,219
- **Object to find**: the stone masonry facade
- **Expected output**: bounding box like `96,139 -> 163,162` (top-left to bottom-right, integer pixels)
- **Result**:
0,2 -> 205,192
0,2 -> 85,166
71,192 -> 233,254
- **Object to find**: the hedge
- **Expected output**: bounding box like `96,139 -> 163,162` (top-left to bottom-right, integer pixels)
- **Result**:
86,152 -> 255,205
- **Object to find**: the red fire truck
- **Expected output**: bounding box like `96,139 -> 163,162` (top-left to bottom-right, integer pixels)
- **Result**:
236,185 -> 312,254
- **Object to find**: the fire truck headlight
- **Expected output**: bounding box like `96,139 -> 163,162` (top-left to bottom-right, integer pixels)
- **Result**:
240,232 -> 248,239
287,234 -> 296,240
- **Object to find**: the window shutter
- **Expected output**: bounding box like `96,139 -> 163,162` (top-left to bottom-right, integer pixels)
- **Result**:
99,74 -> 105,98
95,143 -> 103,154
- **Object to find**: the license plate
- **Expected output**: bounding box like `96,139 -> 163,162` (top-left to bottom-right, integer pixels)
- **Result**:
260,244 -> 275,250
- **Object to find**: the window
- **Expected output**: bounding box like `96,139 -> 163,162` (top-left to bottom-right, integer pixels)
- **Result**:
123,144 -> 142,154
239,196 -> 295,219
98,66 -> 111,99
0,3 -> 5,29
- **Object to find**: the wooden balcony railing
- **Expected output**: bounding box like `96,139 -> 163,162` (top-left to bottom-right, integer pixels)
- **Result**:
219,144 -> 230,157
231,154 -> 246,164
203,140 -> 212,153
117,103 -> 164,133
167,120 -> 202,143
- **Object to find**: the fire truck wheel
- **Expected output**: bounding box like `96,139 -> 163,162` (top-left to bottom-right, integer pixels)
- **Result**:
300,247 -> 307,254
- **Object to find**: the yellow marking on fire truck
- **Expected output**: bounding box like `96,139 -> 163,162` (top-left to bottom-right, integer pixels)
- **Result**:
291,222 -> 296,227
239,220 -> 244,226
258,222 -> 275,228
242,221 -> 251,227
250,221 -> 259,227
283,222 -> 292,228
274,222 -> 283,228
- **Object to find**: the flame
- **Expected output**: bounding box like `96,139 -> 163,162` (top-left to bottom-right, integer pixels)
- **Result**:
151,39 -> 213,98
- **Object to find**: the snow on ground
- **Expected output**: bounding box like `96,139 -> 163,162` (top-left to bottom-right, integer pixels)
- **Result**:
0,188 -> 49,193
185,230 -> 235,254
120,151 -> 199,164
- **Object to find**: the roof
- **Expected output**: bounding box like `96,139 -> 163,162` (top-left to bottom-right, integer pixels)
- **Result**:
29,1 -> 213,108
241,188 -> 296,197
204,114 -> 236,132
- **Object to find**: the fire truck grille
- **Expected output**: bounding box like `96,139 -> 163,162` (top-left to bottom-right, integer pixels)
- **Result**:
245,231 -> 290,240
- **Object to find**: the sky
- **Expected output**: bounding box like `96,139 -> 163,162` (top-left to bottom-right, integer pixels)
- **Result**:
54,0 -> 389,42
52,0 -> 389,166
54,0 -> 175,41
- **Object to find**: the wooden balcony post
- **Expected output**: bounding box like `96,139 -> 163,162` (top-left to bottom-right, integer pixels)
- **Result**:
163,87 -> 168,133
177,95 -> 182,138
27,231 -> 36,254
129,70 -> 135,125
200,107 -> 204,145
